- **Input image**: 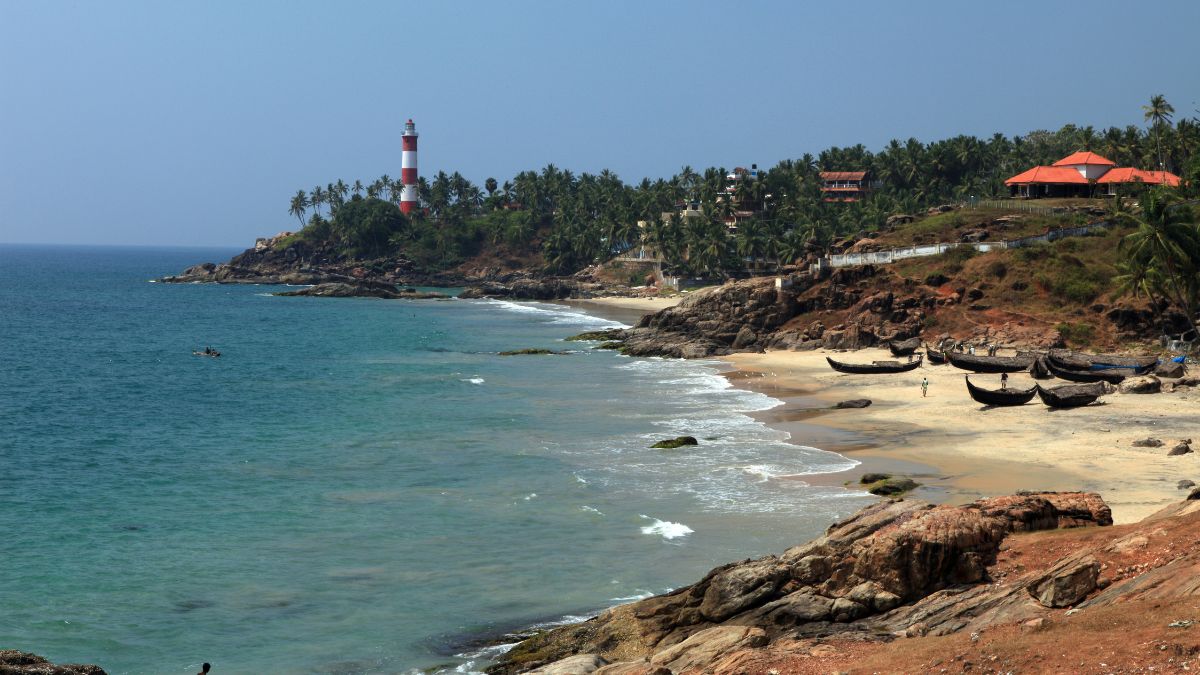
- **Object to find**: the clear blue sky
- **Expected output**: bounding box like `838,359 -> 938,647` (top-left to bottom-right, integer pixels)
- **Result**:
1,0 -> 1197,247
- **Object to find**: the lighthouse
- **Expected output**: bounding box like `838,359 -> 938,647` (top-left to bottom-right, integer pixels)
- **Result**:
400,119 -> 419,215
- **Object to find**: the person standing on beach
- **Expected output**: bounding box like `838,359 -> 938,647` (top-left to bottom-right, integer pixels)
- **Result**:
921,377 -> 929,397
1000,372 -> 1009,389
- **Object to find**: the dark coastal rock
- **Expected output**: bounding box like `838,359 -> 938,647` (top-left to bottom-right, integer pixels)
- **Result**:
859,473 -> 891,484
566,329 -> 627,342
1027,555 -> 1100,608
1177,480 -> 1195,490
498,348 -> 568,356
488,492 -> 1112,674
459,278 -> 587,300
651,436 -> 698,449
1168,442 -> 1193,456
834,399 -> 872,409
0,650 -> 107,674
1132,437 -> 1164,448
865,477 -> 919,496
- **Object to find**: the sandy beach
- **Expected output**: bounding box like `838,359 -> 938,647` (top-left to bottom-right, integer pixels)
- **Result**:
723,348 -> 1200,524
565,295 -> 684,313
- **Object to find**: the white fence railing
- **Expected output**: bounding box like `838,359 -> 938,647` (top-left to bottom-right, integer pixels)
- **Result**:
825,221 -> 1108,268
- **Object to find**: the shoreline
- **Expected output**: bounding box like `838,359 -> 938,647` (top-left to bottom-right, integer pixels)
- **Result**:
721,348 -> 1200,524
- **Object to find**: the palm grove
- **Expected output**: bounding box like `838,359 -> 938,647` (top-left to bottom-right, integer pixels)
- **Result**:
284,96 -> 1200,335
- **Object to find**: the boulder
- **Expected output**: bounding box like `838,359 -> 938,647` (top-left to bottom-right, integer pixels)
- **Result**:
0,651 -> 106,674
1178,480 -> 1196,490
866,477 -> 920,496
649,626 -> 767,673
650,436 -> 698,449
1169,442 -> 1193,456
859,473 -> 891,484
1156,361 -> 1187,379
528,654 -> 610,675
698,560 -> 790,622
834,399 -> 872,409
1027,556 -> 1100,607
1118,375 -> 1162,394
1132,438 -> 1164,448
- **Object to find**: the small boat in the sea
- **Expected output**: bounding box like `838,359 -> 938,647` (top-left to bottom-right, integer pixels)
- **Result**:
888,338 -> 921,357
965,376 -> 1037,406
1047,349 -> 1158,374
826,355 -> 923,374
193,348 -> 221,358
1036,382 -> 1105,408
1044,357 -> 1126,384
947,351 -> 1037,373
925,345 -> 948,365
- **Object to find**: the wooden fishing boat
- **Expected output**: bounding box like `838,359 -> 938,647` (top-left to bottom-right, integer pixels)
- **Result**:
1048,349 -> 1158,374
925,346 -> 948,365
965,376 -> 1037,406
193,350 -> 221,358
888,337 -> 921,357
1044,357 -> 1126,384
826,355 -> 923,374
947,351 -> 1036,373
1029,355 -> 1053,379
1036,383 -> 1105,408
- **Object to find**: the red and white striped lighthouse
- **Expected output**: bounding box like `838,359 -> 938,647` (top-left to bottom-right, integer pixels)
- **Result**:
400,119 -> 419,215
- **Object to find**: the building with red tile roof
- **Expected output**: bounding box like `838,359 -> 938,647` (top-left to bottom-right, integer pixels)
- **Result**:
820,171 -> 873,202
1005,152 -> 1181,198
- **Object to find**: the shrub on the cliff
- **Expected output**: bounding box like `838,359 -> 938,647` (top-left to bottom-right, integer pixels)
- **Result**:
938,245 -> 977,274
1056,322 -> 1095,346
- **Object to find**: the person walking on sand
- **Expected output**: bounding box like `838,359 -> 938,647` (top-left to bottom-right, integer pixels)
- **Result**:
921,377 -> 929,397
1000,372 -> 1009,390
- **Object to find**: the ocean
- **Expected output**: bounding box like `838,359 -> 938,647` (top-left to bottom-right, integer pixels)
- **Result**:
0,245 -> 873,674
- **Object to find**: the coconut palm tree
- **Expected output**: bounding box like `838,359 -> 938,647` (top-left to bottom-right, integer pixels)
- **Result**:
1143,95 -> 1175,172
352,179 -> 364,196
1116,188 -> 1200,338
310,186 -> 326,216
289,190 -> 309,226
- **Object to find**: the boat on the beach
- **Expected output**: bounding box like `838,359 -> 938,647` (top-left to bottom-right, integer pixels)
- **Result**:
1036,382 -> 1105,408
947,351 -> 1037,373
925,345 -> 948,364
826,355 -> 923,374
1047,349 -> 1158,374
1044,357 -> 1127,384
888,338 -> 921,357
1029,355 -> 1053,379
964,376 -> 1037,406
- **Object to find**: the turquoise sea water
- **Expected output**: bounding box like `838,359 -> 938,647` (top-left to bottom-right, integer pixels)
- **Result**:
0,245 -> 873,674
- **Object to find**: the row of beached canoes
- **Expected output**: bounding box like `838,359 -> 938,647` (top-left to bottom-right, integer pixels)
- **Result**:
825,341 -> 1170,408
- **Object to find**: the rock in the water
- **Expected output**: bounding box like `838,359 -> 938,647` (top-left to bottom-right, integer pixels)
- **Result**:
1156,361 -> 1187,379
1177,480 -> 1196,490
498,348 -> 567,356
1189,487 -> 1200,500
834,399 -> 872,409
1027,556 -> 1100,607
0,650 -> 107,674
1169,442 -> 1194,456
1132,438 -> 1164,448
866,477 -> 920,496
859,473 -> 891,484
1118,375 -> 1162,394
527,654 -> 609,675
651,436 -> 698,449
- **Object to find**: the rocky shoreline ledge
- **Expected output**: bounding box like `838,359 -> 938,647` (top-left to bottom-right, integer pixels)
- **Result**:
0,650 -> 106,674
490,492 -> 1200,674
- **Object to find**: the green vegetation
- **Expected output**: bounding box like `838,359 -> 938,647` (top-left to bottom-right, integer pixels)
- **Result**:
274,95 -> 1200,291
1056,322 -> 1097,347
938,245 -> 977,274
859,473 -> 920,496
1113,189 -> 1200,339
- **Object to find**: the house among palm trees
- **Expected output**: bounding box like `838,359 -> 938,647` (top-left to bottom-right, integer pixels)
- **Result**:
1005,151 -> 1180,198
819,171 -> 874,202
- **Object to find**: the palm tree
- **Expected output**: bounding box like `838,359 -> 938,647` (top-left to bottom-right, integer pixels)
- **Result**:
352,179 -> 364,196
1143,95 -> 1175,172
288,190 -> 309,226
310,186 -> 326,216
1116,189 -> 1200,338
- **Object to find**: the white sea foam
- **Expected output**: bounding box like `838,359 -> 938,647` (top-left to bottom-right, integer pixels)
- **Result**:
610,590 -> 655,603
639,515 -> 694,539
580,505 -> 604,515
477,299 -> 628,329
572,473 -> 588,484
523,493 -> 537,501
461,377 -> 485,385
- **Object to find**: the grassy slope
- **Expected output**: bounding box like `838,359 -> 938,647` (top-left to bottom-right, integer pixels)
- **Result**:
797,203 -> 1138,349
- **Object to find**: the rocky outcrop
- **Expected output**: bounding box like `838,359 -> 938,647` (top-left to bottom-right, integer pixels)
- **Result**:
489,492 -> 1112,673
273,281 -> 448,299
0,650 -> 106,674
1119,375 -> 1162,394
459,278 -> 599,300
